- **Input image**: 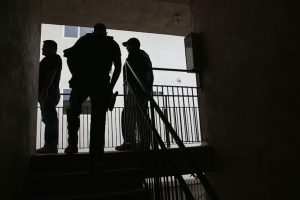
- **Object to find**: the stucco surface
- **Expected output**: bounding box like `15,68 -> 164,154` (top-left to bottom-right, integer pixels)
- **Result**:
191,0 -> 300,199
41,0 -> 191,36
0,1 -> 41,199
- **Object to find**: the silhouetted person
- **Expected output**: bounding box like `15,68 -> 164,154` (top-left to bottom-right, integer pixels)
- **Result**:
63,23 -> 121,172
115,38 -> 153,151
36,40 -> 62,154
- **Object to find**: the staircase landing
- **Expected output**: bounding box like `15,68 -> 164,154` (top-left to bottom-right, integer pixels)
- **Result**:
30,143 -> 213,175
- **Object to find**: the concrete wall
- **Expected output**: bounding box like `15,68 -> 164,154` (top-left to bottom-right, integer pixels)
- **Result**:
0,0 -> 41,199
191,0 -> 299,199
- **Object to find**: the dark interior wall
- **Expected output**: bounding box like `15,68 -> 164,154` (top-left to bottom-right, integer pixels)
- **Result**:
0,0 -> 41,199
190,0 -> 299,199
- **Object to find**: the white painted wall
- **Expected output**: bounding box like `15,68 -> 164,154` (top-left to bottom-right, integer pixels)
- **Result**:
40,23 -> 197,98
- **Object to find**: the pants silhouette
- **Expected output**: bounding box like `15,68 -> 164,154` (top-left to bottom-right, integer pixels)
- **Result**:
121,93 -> 151,150
38,89 -> 60,147
67,83 -> 110,160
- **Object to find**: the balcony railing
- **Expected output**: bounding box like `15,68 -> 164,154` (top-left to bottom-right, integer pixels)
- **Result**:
36,85 -> 201,151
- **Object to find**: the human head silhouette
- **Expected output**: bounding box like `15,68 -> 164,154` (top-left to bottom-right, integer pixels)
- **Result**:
42,40 -> 57,56
122,38 -> 140,49
93,23 -> 107,36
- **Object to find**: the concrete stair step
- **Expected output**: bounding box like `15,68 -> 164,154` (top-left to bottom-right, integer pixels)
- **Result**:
25,168 -> 145,199
25,188 -> 150,200
29,151 -> 139,174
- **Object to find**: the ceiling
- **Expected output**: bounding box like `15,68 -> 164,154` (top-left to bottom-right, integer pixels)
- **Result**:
41,0 -> 192,36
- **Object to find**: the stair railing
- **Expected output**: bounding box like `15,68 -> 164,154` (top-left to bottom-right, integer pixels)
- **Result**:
124,60 -> 220,200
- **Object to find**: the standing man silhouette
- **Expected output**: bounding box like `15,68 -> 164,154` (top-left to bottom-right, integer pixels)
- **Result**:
115,38 -> 153,151
37,40 -> 62,154
64,23 -> 121,172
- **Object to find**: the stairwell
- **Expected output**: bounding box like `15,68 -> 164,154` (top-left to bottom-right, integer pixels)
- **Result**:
24,152 -> 150,200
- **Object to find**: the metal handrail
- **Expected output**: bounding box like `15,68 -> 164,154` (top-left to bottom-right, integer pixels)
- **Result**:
153,67 -> 199,73
124,82 -> 195,199
125,60 -> 220,200
149,98 -> 220,200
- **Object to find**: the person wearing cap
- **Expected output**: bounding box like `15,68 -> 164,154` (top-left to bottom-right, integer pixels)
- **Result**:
63,23 -> 121,173
115,38 -> 154,151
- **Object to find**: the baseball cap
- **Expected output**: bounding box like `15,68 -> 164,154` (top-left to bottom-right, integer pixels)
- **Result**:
122,38 -> 140,48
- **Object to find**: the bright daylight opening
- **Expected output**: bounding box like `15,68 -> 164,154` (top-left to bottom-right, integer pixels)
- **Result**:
37,23 -> 201,152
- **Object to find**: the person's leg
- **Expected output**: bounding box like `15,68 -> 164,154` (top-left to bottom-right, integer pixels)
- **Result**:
37,90 -> 60,153
136,100 -> 151,151
121,109 -> 126,141
65,86 -> 88,153
88,88 -> 109,174
120,109 -> 131,144
115,95 -> 136,151
89,90 -> 109,161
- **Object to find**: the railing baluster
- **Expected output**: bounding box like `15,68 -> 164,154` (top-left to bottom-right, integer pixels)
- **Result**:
186,88 -> 193,143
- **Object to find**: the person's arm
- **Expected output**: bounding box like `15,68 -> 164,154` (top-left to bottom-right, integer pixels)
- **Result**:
142,53 -> 154,96
40,69 -> 57,100
109,41 -> 122,90
110,56 -> 121,90
145,57 -> 154,85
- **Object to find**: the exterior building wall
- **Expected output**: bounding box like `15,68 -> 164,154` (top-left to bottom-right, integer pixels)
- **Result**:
40,23 -> 196,101
191,0 -> 300,199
